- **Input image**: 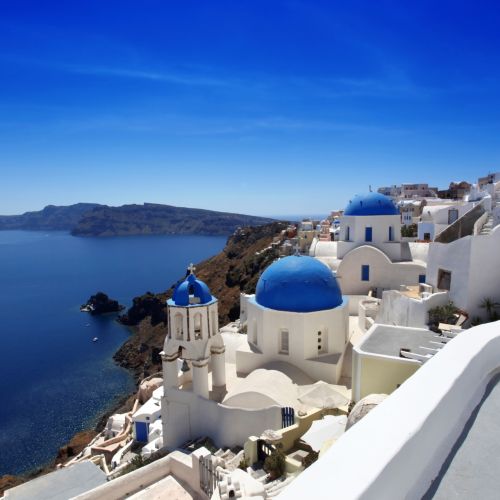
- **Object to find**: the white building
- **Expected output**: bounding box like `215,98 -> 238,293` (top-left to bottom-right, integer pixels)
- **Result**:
279,320 -> 500,500
311,193 -> 427,296
426,224 -> 500,318
161,268 -> 227,448
236,255 -> 349,384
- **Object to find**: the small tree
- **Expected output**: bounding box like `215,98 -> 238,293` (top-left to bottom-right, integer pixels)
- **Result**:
480,297 -> 500,322
264,447 -> 286,480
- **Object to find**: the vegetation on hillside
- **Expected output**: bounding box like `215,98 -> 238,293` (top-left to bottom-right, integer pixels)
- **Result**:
114,222 -> 288,381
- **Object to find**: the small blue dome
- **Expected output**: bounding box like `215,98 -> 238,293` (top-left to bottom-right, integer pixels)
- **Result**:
256,256 -> 343,313
344,193 -> 399,216
171,273 -> 213,306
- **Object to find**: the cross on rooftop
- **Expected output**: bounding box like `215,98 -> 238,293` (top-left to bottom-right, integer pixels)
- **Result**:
188,263 -> 196,274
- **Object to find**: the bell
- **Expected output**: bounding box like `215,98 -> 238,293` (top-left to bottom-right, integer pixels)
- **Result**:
181,359 -> 190,372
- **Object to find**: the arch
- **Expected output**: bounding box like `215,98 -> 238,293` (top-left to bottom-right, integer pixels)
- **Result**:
174,312 -> 184,340
211,310 -> 217,336
193,312 -> 203,340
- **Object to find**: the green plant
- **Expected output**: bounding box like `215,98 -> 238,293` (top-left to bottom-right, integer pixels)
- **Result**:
238,456 -> 249,470
428,301 -> 459,326
480,297 -> 500,322
264,448 -> 286,480
401,224 -> 417,238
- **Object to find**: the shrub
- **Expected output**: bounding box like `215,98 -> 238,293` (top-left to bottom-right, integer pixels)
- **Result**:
264,448 -> 286,480
428,301 -> 459,326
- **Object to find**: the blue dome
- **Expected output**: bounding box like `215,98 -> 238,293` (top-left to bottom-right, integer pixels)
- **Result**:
255,256 -> 343,313
344,193 -> 399,216
171,273 -> 213,306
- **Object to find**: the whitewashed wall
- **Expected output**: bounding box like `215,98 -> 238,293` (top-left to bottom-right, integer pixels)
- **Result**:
376,289 -> 449,328
336,245 -> 425,296
278,321 -> 500,500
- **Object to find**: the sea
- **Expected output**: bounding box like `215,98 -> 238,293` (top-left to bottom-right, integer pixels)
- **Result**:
0,230 -> 226,477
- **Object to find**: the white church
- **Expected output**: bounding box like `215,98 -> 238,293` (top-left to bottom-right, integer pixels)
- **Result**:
310,192 -> 427,295
160,254 -> 351,450
158,192 -> 430,451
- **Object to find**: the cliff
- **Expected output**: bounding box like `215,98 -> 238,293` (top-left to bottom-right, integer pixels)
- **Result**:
114,221 -> 288,380
71,203 -> 275,236
0,202 -> 274,236
0,203 -> 102,231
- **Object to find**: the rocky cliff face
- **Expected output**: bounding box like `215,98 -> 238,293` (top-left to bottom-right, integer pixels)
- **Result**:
114,221 -> 287,381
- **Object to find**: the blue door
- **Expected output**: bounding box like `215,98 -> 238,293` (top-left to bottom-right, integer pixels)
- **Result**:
361,265 -> 370,281
419,274 -> 426,284
365,227 -> 372,242
135,421 -> 149,442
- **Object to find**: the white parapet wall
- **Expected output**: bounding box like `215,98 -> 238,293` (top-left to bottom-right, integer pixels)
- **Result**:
376,289 -> 449,328
278,321 -> 500,500
73,447 -> 210,500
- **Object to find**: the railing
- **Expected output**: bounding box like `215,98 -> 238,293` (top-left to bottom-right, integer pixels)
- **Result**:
435,202 -> 486,243
199,455 -> 221,498
473,211 -> 489,235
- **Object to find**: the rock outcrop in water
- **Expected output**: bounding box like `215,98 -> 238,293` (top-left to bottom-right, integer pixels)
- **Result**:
81,292 -> 125,315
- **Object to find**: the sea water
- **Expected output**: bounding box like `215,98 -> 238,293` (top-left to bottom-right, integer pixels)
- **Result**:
0,231 -> 226,476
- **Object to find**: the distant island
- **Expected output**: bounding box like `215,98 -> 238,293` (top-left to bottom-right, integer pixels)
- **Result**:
0,203 -> 275,236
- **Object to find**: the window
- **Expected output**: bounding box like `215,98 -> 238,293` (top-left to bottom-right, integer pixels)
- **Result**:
424,232 -> 431,241
194,313 -> 202,340
418,274 -> 426,284
388,226 -> 393,241
346,226 -> 350,241
251,319 -> 258,345
437,269 -> 452,291
279,329 -> 289,355
361,265 -> 370,281
175,313 -> 183,340
365,227 -> 372,242
211,310 -> 217,336
448,209 -> 459,224
317,329 -> 327,354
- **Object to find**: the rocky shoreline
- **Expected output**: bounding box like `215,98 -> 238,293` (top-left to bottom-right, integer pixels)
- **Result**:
0,222 -> 288,495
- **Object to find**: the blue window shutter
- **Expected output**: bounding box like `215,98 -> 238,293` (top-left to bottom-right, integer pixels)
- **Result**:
365,227 -> 372,242
419,274 -> 426,284
361,265 -> 370,281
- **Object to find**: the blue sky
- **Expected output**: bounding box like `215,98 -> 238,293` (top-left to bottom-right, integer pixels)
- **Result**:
1,1 -> 500,216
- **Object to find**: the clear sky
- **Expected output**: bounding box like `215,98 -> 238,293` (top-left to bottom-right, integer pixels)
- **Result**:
1,1 -> 500,216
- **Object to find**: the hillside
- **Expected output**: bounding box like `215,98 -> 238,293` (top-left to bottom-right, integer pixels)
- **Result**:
72,203 -> 275,236
0,203 -> 102,230
0,202 -> 275,236
114,221 -> 288,380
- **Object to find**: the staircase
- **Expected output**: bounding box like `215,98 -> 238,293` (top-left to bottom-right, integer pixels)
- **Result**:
479,197 -> 500,236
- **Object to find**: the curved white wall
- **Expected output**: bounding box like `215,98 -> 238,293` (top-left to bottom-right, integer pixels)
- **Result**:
278,321 -> 500,500
337,245 -> 425,295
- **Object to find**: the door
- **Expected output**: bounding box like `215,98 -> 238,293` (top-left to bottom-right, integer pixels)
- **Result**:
135,421 -> 149,442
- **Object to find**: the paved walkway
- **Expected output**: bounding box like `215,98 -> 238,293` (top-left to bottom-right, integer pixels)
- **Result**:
424,374 -> 500,499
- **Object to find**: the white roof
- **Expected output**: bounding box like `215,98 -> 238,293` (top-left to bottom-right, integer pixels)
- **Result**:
222,369 -> 311,411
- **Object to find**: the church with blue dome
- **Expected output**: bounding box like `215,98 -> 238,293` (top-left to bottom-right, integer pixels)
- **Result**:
344,192 -> 400,217
236,255 -> 349,384
255,255 -> 343,313
310,192 -> 427,296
